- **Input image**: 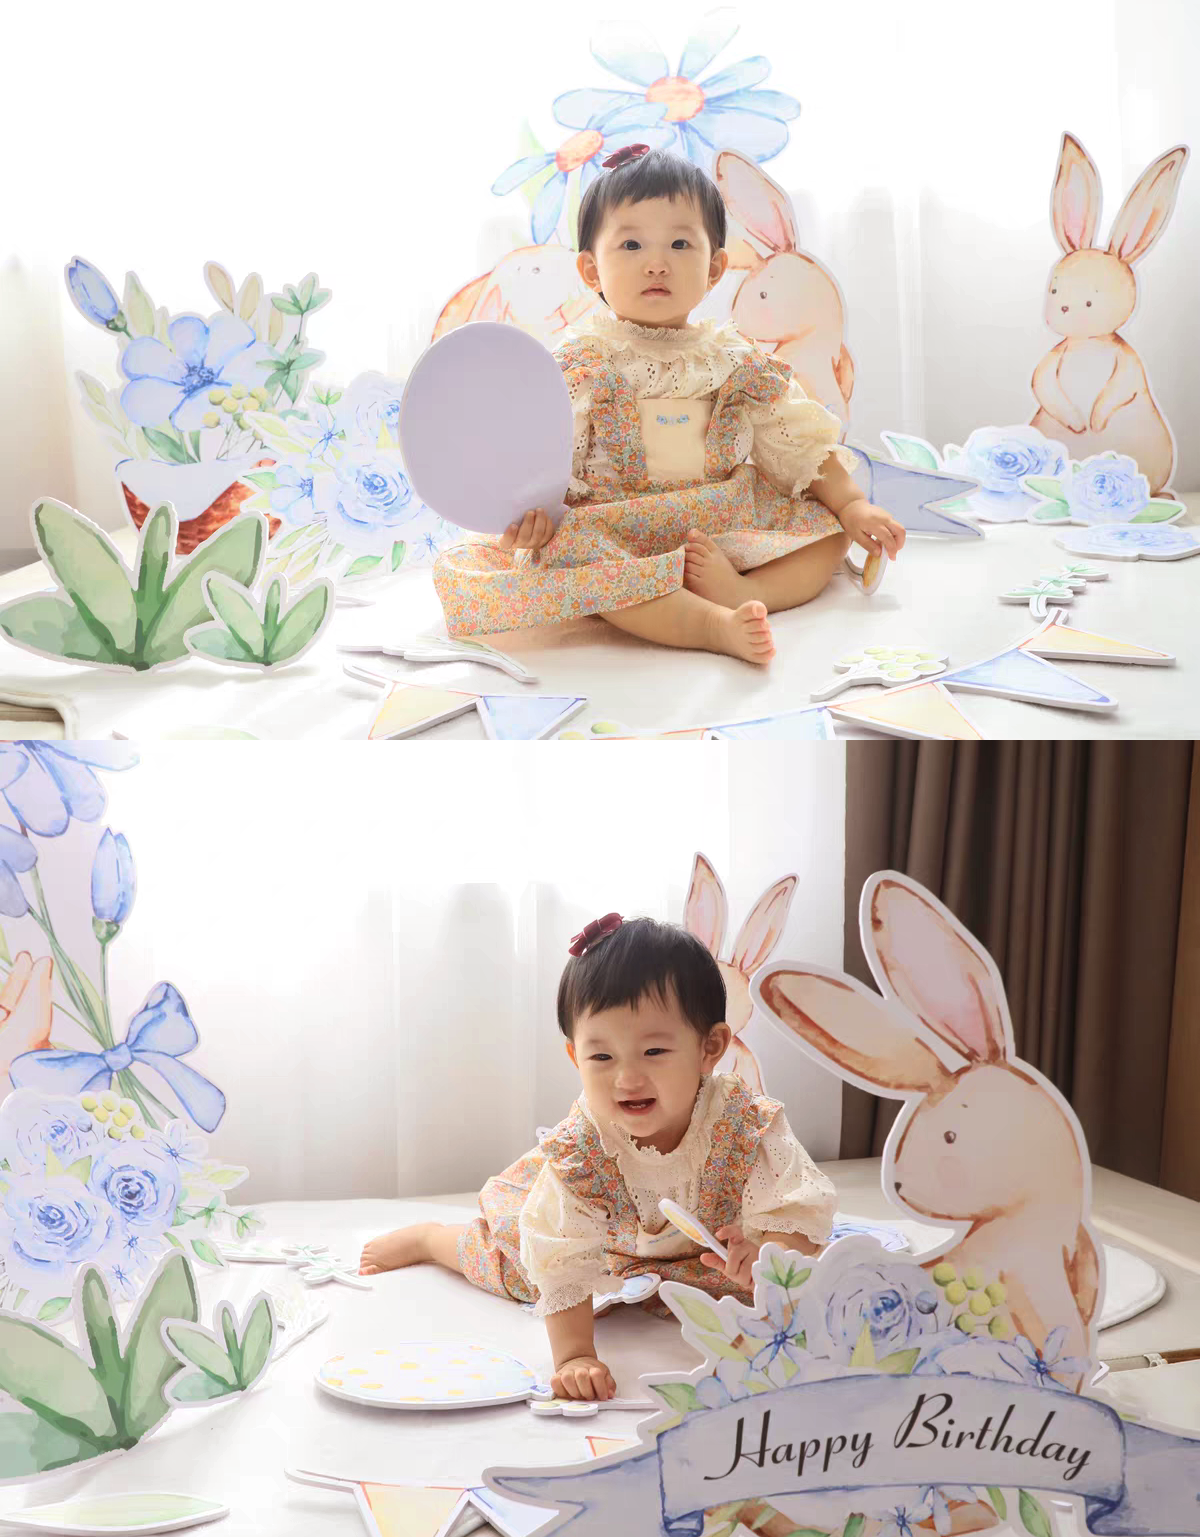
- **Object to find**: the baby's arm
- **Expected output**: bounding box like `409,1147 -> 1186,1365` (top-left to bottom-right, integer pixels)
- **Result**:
520,1162 -> 617,1400
809,451 -> 906,560
545,1300 -> 617,1401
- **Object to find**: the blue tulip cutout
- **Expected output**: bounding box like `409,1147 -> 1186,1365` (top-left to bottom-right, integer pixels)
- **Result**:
65,258 -> 122,328
91,828 -> 135,929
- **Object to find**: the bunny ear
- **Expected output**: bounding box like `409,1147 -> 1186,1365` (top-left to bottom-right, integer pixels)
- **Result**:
1107,145 -> 1189,264
474,285 -> 509,324
714,150 -> 798,255
754,967 -> 950,1096
1051,133 -> 1102,253
730,874 -> 797,975
864,876 -> 1011,1065
684,852 -> 727,957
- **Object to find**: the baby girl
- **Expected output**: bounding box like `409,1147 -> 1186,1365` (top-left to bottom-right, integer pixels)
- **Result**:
360,912 -> 835,1401
433,143 -> 904,665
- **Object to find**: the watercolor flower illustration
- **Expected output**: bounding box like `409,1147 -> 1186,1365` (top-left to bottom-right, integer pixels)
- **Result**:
119,314 -> 275,432
0,741 -> 137,838
1022,451 -> 1186,526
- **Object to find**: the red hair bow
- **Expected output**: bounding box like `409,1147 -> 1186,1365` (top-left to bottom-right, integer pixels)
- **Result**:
569,912 -> 623,956
601,143 -> 650,171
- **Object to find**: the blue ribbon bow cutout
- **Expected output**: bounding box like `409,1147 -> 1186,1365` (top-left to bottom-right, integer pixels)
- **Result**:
9,982 -> 226,1132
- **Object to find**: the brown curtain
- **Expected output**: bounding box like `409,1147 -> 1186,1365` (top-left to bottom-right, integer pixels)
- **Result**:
840,741 -> 1199,1195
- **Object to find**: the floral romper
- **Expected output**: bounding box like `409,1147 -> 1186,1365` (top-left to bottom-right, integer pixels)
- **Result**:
456,1072 -> 836,1319
432,311 -> 858,637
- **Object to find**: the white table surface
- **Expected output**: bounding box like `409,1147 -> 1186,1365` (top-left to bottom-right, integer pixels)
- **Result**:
0,1162 -> 1196,1536
1,502 -> 1198,740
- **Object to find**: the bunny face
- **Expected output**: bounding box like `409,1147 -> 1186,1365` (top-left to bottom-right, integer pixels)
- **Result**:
1044,249 -> 1135,339
477,246 -> 599,340
731,251 -> 844,348
892,1062 -> 1082,1221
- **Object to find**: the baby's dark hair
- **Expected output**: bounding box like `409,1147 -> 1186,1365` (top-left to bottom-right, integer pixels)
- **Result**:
557,916 -> 726,1039
576,147 -> 727,258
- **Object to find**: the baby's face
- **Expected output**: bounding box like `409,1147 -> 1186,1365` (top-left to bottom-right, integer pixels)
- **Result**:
577,195 -> 727,329
569,990 -> 729,1152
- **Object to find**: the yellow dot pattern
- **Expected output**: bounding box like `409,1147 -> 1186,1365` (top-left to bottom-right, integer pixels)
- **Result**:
318,1342 -> 538,1407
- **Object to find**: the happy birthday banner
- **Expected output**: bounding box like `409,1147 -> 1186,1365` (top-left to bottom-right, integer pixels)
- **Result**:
494,1375 -> 1200,1536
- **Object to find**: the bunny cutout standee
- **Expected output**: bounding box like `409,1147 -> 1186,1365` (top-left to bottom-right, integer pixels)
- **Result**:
752,870 -> 1100,1385
715,150 -> 855,429
683,852 -> 796,1096
1031,132 -> 1189,494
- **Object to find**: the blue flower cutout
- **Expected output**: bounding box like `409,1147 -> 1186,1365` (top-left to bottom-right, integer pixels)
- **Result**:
120,314 -> 274,432
553,12 -> 800,173
0,742 -> 138,838
0,825 -> 37,919
873,1501 -> 934,1537
270,465 -> 320,524
736,1286 -> 809,1374
493,102 -> 675,245
66,258 -> 120,327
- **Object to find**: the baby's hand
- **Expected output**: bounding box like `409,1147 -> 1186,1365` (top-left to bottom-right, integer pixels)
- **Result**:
499,507 -> 556,552
840,499 -> 906,560
700,1225 -> 760,1290
551,1355 -> 617,1401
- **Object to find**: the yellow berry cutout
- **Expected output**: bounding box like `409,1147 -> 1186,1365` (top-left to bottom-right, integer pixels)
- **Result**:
985,1281 -> 1008,1305
93,1107 -> 110,1123
208,389 -> 226,404
230,384 -> 247,399
989,1315 -> 1012,1339
932,1263 -> 956,1285
592,722 -> 621,735
955,1313 -> 977,1333
944,1281 -> 968,1305
838,652 -> 865,665
252,386 -> 270,402
969,1293 -> 991,1316
558,731 -> 586,740
101,1092 -> 118,1110
130,1124 -> 145,1139
203,411 -> 221,428
222,398 -> 239,414
864,646 -> 891,657
112,1112 -> 128,1127
107,1125 -> 124,1139
963,1269 -> 984,1290
81,1094 -> 98,1111
119,1100 -> 136,1116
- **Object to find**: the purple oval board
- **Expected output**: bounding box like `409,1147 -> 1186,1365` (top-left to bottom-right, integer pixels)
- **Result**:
398,322 -> 574,536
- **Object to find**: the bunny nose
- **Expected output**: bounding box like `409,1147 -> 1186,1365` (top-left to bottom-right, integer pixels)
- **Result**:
1061,305 -> 1069,313
894,1181 -> 903,1194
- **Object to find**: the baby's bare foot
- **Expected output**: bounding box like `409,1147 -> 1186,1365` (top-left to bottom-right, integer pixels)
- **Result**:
359,1222 -> 437,1275
683,529 -> 751,609
713,600 -> 775,665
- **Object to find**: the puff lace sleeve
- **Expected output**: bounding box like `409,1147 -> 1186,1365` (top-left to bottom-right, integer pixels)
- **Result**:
518,1159 -> 610,1316
553,339 -> 595,503
740,1108 -> 837,1247
746,375 -> 859,497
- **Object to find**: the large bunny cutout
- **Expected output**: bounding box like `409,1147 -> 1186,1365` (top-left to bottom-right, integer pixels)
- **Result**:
1030,132 -> 1189,494
716,149 -> 855,429
752,870 -> 1100,1385
433,243 -> 602,346
683,852 -> 795,1096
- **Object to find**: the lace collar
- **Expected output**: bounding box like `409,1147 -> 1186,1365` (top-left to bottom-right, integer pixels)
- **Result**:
582,1073 -> 729,1177
579,309 -> 743,362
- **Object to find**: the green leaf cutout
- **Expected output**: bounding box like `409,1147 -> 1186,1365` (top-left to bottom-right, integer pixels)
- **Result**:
1028,499 -> 1070,522
649,1381 -> 702,1414
1131,501 -> 1185,523
163,1323 -> 238,1389
844,1516 -> 866,1537
390,540 -> 407,571
143,515 -> 265,666
33,499 -> 137,658
987,1488 -> 1008,1520
849,1321 -> 876,1368
190,1238 -> 222,1266
36,1297 -> 72,1323
1019,1490 -> 1053,1537
344,554 -> 383,578
0,1412 -> 101,1479
0,1315 -> 117,1445
881,433 -> 940,472
1022,476 -> 1066,498
169,1371 -> 240,1404
238,1297 -> 275,1384
875,1347 -> 920,1374
677,1296 -> 723,1333
120,1251 -> 199,1441
141,427 -> 191,465
202,576 -> 265,658
185,573 -> 331,669
268,582 -> 330,662
79,1267 -> 124,1404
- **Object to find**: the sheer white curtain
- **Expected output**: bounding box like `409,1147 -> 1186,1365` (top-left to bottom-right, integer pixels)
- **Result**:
0,743 -> 848,1203
4,0 -> 1197,566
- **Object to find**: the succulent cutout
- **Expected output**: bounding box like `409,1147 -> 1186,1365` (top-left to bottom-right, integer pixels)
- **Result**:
163,1294 -> 276,1403
185,573 -> 333,670
0,502 -> 265,672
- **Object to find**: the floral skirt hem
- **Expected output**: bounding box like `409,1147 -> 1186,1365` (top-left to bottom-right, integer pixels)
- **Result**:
432,464 -> 842,637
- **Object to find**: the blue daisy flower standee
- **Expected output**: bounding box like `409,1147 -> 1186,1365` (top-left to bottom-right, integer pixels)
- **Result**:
492,8 -> 801,246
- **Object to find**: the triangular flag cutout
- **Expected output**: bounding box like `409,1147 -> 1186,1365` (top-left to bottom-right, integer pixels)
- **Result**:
359,1482 -> 464,1537
1020,613 -> 1175,666
477,693 -> 586,740
705,707 -> 836,740
942,647 -> 1117,712
587,1435 -> 638,1459
829,680 -> 983,739
367,684 -> 478,740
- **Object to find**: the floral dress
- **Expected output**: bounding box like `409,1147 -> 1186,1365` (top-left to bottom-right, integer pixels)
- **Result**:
432,312 -> 857,637
456,1072 -> 836,1319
